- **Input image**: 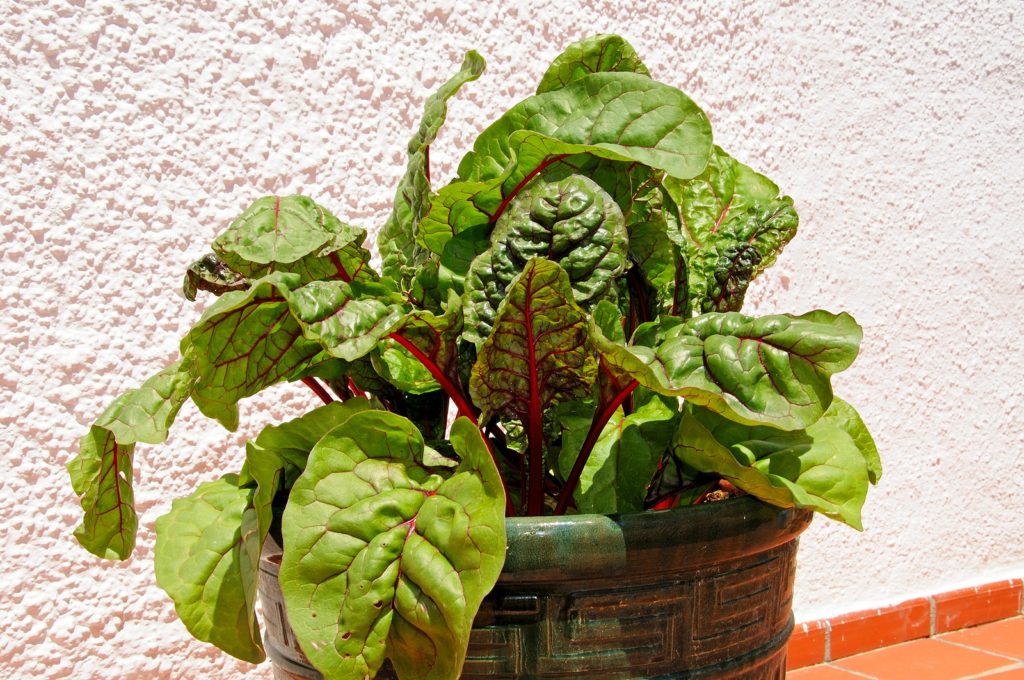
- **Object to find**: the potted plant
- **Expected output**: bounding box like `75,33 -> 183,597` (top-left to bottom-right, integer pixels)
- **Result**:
68,34 -> 880,680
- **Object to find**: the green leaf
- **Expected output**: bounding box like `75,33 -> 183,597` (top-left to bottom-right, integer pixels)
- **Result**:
284,279 -> 407,362
154,475 -> 264,662
420,72 -> 713,255
68,358 -> 197,559
536,34 -> 650,94
557,396 -> 678,514
184,273 -> 324,430
665,146 -> 799,314
213,195 -> 373,286
182,253 -> 247,301
380,51 -> 486,290
674,398 -> 877,528
279,413 -> 506,680
437,224 -> 491,297
469,258 -> 596,425
464,175 -> 628,345
608,311 -> 862,430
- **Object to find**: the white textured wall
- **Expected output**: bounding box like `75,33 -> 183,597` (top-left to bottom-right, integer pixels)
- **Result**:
2,0 -> 1022,676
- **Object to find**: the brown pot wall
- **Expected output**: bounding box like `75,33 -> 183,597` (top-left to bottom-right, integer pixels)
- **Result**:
258,497 -> 813,679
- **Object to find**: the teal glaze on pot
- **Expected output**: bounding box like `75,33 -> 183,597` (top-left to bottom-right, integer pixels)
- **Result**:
259,497 -> 813,679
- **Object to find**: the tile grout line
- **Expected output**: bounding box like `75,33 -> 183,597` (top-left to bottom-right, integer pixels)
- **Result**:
929,593 -> 937,636
935,636 -> 1022,662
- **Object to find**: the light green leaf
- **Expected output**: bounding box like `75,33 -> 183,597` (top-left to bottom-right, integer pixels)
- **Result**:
469,258 -> 596,426
603,310 -> 862,430
557,396 -> 678,514
184,273 -> 324,430
380,51 -> 486,291
674,398 -> 877,528
154,475 -> 264,662
213,195 -> 373,286
665,146 -> 799,314
279,413 -> 506,680
68,358 -> 197,559
420,72 -> 713,255
536,34 -> 650,94
464,175 -> 628,344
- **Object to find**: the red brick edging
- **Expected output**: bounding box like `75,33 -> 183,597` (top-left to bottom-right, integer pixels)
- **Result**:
787,578 -> 1024,670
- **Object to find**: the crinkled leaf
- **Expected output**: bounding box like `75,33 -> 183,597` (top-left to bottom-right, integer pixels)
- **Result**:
184,273 -> 323,430
279,413 -> 506,680
68,358 -> 197,559
674,398 -> 877,529
464,175 -> 628,345
604,311 -> 862,430
557,396 -> 678,514
665,146 -> 799,314
284,279 -> 406,362
380,51 -> 485,292
420,72 -> 713,255
536,34 -> 650,94
469,258 -> 596,425
212,195 -> 373,286
154,475 -> 264,662
437,224 -> 491,297
182,253 -> 248,301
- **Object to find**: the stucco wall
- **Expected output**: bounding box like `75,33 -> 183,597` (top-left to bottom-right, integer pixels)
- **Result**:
2,0 -> 1022,676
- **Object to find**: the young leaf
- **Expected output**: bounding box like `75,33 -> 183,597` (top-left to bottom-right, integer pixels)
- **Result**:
212,195 -> 373,286
557,396 -> 678,514
420,72 -> 713,255
380,51 -> 486,288
536,34 -> 650,94
624,310 -> 863,430
463,175 -> 628,344
665,146 -> 799,314
154,475 -> 264,663
674,398 -> 877,529
184,273 -> 324,430
182,253 -> 247,301
279,413 -> 506,680
68,358 -> 197,559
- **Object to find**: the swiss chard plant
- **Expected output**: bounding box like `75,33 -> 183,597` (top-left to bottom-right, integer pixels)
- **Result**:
69,34 -> 880,680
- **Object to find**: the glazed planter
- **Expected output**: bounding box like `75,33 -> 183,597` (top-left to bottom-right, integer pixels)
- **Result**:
258,496 -> 813,680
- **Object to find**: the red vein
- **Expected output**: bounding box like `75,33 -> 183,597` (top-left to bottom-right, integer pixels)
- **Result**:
521,267 -> 546,517
489,154 -> 569,225
329,253 -> 352,283
301,377 -> 334,405
388,333 -> 478,423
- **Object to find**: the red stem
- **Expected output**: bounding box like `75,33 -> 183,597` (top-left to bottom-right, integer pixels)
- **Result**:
424,145 -> 431,185
388,333 -> 478,423
347,378 -> 367,400
554,380 -> 640,515
301,377 -> 334,405
329,253 -> 352,283
489,154 -> 569,225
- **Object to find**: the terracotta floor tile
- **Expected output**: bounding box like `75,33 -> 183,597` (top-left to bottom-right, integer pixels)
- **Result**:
942,617 -> 1024,659
834,638 -> 1016,680
787,665 -> 872,679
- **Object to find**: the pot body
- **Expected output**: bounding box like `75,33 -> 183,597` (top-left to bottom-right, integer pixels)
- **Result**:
259,497 -> 812,679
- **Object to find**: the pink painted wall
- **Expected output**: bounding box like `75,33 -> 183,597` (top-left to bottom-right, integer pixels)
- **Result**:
2,0 -> 1022,676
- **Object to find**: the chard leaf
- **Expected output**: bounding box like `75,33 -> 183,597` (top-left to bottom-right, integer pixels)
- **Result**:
469,258 -> 596,426
464,175 -> 628,344
674,398 -> 878,528
612,311 -> 862,430
536,34 -> 650,94
68,358 -> 197,559
154,475 -> 264,662
284,279 -> 406,362
380,51 -> 486,290
182,253 -> 248,301
557,396 -> 678,514
420,72 -> 713,255
665,146 -> 799,314
184,273 -> 324,430
213,195 -> 373,286
279,413 -> 506,680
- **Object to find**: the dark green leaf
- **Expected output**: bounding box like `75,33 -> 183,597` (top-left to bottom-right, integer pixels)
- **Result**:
469,258 -> 596,425
464,175 -> 628,345
665,146 -> 799,314
279,413 -> 506,680
182,253 -> 247,301
536,34 -> 650,94
674,398 -> 877,528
